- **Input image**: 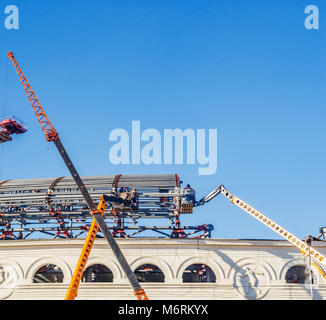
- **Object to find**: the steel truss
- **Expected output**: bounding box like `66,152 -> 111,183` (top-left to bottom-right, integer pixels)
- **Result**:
0,174 -> 212,239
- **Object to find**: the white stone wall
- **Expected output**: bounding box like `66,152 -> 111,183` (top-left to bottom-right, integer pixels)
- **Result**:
0,238 -> 325,300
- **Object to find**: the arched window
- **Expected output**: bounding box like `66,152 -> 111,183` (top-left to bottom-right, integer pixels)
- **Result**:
285,265 -> 316,284
82,264 -> 113,282
134,264 -> 165,282
33,264 -> 64,283
182,264 -> 216,283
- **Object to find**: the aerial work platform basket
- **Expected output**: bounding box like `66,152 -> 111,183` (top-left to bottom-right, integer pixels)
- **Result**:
0,116 -> 27,143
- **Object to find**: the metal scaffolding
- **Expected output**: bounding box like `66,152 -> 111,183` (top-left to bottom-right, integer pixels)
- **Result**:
0,174 -> 213,240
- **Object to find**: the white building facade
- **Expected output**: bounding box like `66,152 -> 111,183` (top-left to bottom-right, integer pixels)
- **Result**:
0,238 -> 325,300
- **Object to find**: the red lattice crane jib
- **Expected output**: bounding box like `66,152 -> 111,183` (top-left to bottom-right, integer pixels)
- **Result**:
7,51 -> 58,142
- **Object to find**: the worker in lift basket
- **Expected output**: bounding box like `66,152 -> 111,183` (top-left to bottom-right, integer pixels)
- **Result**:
118,187 -> 138,210
182,184 -> 196,204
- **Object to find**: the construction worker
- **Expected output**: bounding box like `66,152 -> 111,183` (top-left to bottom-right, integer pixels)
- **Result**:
182,184 -> 196,204
130,188 -> 138,209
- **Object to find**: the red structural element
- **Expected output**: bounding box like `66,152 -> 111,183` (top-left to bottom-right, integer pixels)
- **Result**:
0,131 -> 11,143
0,116 -> 27,143
8,52 -> 58,142
0,116 -> 27,134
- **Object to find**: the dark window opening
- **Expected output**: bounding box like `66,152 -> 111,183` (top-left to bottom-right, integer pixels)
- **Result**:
182,264 -> 216,283
134,264 -> 165,282
33,264 -> 64,283
82,264 -> 113,283
285,265 -> 316,284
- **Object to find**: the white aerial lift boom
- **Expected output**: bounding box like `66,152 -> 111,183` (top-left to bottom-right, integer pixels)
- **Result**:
196,185 -> 326,279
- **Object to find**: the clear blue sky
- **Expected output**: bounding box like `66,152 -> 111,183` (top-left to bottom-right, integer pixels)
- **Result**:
0,0 -> 325,239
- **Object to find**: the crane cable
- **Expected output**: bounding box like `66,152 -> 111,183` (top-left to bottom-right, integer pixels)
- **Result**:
307,247 -> 313,299
305,235 -> 314,300
0,58 -> 9,180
